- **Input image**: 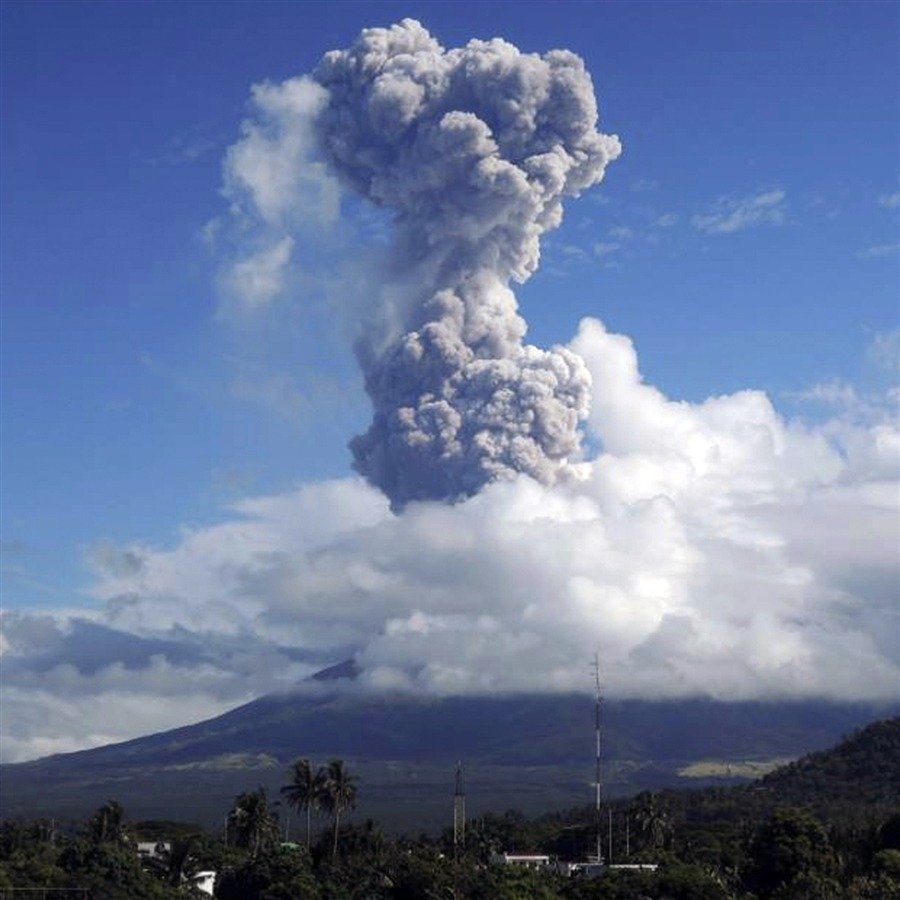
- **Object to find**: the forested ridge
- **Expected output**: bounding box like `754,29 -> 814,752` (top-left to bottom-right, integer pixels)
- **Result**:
2,717 -> 898,899
760,716 -> 900,810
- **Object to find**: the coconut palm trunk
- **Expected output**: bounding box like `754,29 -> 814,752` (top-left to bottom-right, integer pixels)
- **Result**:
321,758 -> 358,862
281,758 -> 328,849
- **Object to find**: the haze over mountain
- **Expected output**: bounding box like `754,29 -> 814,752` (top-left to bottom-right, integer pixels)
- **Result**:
1,662 -> 894,832
1,5 -> 897,767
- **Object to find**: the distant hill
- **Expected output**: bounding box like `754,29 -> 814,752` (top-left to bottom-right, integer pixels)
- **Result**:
758,715 -> 900,816
623,714 -> 900,846
1,682 -> 895,833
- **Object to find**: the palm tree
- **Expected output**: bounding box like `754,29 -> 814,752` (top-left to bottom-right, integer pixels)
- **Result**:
634,791 -> 671,854
87,799 -> 127,845
280,758 -> 327,848
226,788 -> 279,859
319,758 -> 358,861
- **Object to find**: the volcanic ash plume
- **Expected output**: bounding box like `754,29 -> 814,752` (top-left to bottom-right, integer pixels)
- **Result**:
314,20 -> 621,510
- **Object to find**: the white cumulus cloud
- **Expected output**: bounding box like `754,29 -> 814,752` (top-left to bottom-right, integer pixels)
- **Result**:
2,320 -> 897,762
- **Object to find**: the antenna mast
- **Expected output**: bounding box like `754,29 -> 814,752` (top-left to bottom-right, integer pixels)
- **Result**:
591,653 -> 603,864
453,760 -> 466,860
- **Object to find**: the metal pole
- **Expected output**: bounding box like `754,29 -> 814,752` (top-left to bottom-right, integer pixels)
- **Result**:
608,806 -> 613,864
593,654 -> 603,863
453,761 -> 465,861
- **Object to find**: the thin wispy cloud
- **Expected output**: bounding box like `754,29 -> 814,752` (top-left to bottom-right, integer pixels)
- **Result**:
144,129 -> 222,167
784,379 -> 859,409
559,243 -> 589,260
231,370 -> 311,423
866,328 -> 900,377
223,236 -> 295,311
692,189 -> 787,235
877,191 -> 900,210
654,213 -> 678,228
857,242 -> 900,260
607,225 -> 634,240
593,240 -> 622,259
592,226 -> 633,261
785,332 -> 900,424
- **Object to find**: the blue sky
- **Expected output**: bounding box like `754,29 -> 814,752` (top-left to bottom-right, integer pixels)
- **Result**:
1,1 -> 898,761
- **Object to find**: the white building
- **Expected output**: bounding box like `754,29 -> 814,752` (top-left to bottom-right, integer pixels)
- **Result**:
136,841 -> 170,859
491,852 -> 552,869
195,870 -> 216,896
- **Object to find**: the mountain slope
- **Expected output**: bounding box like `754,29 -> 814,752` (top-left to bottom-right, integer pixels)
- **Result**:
1,689 -> 895,832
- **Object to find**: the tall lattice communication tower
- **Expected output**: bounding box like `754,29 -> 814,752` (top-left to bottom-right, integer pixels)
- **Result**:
591,653 -> 603,863
453,760 -> 466,858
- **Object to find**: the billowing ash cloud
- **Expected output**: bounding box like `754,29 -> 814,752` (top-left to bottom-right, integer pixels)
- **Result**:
310,20 -> 621,509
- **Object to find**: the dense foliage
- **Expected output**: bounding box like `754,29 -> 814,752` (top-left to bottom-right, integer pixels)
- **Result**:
1,719 -> 898,899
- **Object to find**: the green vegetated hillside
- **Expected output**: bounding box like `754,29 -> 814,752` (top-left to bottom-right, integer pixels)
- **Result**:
633,715 -> 900,827
759,715 -> 900,815
1,689 -> 894,833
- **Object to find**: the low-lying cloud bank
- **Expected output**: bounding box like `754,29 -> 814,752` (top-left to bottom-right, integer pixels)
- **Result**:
2,319 -> 897,763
